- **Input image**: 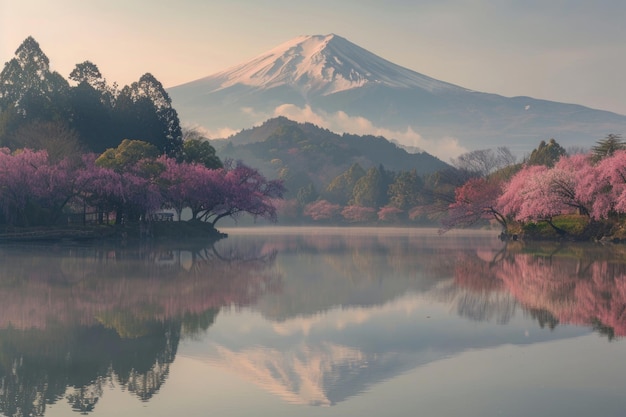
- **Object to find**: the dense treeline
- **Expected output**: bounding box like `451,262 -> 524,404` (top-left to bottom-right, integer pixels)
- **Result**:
0,37 -> 182,156
270,147 -> 513,226
285,132 -> 626,235
444,135 -> 626,240
215,118 -> 523,226
0,140 -> 283,228
5,36 -> 625,234
0,37 -> 283,230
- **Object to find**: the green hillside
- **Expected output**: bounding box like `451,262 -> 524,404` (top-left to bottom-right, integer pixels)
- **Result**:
215,117 -> 450,197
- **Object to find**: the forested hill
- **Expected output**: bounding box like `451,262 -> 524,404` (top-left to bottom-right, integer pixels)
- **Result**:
214,117 -> 450,196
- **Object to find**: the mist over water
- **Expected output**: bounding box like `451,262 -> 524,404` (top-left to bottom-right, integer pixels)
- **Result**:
0,227 -> 624,417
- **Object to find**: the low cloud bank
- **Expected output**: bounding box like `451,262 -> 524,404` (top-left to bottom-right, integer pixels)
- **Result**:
272,104 -> 467,161
201,104 -> 468,161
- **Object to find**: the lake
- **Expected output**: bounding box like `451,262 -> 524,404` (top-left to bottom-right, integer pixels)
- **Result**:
0,227 -> 625,417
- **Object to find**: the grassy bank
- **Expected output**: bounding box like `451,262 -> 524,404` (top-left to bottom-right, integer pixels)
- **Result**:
503,214 -> 626,242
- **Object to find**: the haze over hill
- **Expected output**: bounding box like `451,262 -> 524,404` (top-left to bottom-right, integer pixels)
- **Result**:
168,34 -> 626,160
213,117 -> 449,197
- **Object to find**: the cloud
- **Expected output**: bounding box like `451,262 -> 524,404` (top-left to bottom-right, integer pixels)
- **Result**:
184,123 -> 239,140
270,104 -> 467,160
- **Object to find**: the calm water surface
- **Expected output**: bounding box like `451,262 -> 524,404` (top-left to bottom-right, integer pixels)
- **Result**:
0,227 -> 625,416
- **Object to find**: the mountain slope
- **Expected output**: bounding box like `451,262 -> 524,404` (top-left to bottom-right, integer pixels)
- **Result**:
214,117 -> 449,197
184,34 -> 466,96
169,34 -> 626,159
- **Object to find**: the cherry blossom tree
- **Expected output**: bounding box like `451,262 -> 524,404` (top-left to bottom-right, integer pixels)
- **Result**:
189,160 -> 285,226
341,205 -> 376,223
303,200 -> 342,221
497,164 -> 580,233
442,177 -> 507,232
174,162 -> 226,221
543,154 -> 592,217
378,206 -> 404,222
0,148 -> 93,225
0,143 -> 284,228
75,154 -> 123,223
497,165 -> 560,229
156,155 -> 194,220
593,150 -> 626,217
119,164 -> 164,223
271,198 -> 301,223
0,148 -> 48,225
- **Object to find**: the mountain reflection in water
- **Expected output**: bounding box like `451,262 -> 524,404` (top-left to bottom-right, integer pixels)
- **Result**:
0,228 -> 624,415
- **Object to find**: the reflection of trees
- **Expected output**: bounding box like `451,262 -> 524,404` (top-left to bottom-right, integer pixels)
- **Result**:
248,230 -> 497,321
0,319 -> 186,416
0,240 -> 280,415
431,251 -> 518,324
453,242 -> 626,339
0,241 -> 281,331
248,230 -> 514,324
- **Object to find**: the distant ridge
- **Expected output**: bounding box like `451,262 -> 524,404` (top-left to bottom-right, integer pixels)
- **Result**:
213,116 -> 449,196
169,34 -> 626,159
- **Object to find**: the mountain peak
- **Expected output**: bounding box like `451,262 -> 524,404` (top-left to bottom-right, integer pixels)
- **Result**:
169,35 -> 626,159
192,33 -> 465,96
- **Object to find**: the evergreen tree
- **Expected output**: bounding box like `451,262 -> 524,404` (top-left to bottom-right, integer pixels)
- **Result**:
0,36 -> 70,143
68,61 -> 117,152
591,133 -> 625,162
0,36 -> 52,111
388,169 -> 424,210
351,165 -> 392,208
296,183 -> 318,206
527,138 -> 566,167
325,163 -> 365,205
113,73 -> 183,156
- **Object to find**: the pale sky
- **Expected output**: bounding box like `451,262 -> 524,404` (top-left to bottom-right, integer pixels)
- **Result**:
2,0 -> 626,115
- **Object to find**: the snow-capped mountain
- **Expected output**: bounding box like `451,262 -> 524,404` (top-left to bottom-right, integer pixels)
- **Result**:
168,34 -> 626,159
193,34 -> 466,96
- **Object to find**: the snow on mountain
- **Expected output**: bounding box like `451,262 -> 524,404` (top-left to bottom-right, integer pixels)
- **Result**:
168,34 -> 626,160
204,34 -> 467,96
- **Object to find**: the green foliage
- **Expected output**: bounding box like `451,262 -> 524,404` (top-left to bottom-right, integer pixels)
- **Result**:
591,133 -> 625,162
0,36 -> 71,131
527,138 -> 566,167
296,183 -> 318,205
516,215 -> 591,239
0,36 -> 51,109
96,139 -> 159,172
554,215 -> 590,235
220,118 -> 450,197
388,169 -> 424,210
325,163 -> 366,205
114,73 -> 183,156
180,136 -> 222,169
68,71 -> 116,152
69,61 -> 107,91
0,37 -> 183,156
351,165 -> 392,208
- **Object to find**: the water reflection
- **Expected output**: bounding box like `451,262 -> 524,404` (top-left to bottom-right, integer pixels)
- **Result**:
0,229 -> 624,415
0,239 -> 280,416
451,240 -> 626,339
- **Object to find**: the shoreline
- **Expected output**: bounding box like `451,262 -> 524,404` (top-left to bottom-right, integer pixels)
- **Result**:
0,220 -> 227,244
